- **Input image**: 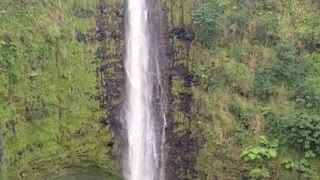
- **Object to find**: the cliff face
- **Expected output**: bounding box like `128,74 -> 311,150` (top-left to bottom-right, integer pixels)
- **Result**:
2,0 -> 320,179
0,0 -> 124,179
159,0 -> 198,179
0,0 -> 199,178
156,0 -> 320,179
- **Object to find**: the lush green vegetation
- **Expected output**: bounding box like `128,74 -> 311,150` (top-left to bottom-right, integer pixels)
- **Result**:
0,0 -> 120,179
1,0 -> 320,179
184,0 -> 320,179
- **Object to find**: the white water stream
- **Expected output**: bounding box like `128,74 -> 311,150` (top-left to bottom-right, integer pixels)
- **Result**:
124,0 -> 159,179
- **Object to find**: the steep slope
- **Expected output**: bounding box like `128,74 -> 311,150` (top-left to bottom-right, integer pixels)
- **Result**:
0,0 -> 124,179
1,0 -> 320,179
164,0 -> 320,179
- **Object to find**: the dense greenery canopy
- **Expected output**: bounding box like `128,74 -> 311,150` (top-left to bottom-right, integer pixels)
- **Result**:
189,0 -> 320,179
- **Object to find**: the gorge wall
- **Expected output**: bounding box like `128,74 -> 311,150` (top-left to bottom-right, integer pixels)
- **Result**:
0,0 -> 199,179
2,0 -> 320,179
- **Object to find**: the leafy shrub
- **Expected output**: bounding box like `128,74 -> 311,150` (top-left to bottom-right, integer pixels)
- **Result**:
192,6 -> 223,47
226,11 -> 248,40
264,0 -> 277,9
293,77 -> 320,110
255,13 -> 279,44
271,43 -> 307,86
230,104 -> 252,128
282,158 -> 317,179
254,42 -> 308,100
242,136 -> 278,180
295,12 -> 320,43
267,113 -> 320,157
242,136 -> 279,161
249,167 -> 270,180
254,63 -> 277,100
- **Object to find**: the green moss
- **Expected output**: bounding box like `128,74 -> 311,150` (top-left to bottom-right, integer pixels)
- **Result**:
163,0 -> 196,27
73,18 -> 96,32
0,0 -> 121,179
181,0 -> 194,25
66,0 -> 99,10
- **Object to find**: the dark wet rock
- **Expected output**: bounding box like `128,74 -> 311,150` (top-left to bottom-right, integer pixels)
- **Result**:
98,3 -> 113,14
95,16 -> 120,41
183,74 -> 197,87
159,46 -> 174,59
96,18 -> 106,32
179,93 -> 192,113
106,141 -> 114,148
104,79 -> 123,101
115,7 -> 124,18
76,28 -> 101,44
95,47 -> 108,60
99,117 -> 109,126
166,31 -> 199,179
171,65 -> 189,77
73,8 -> 94,18
148,5 -> 197,178
169,26 -> 195,42
110,30 -> 123,40
94,1 -> 125,144
166,130 -> 198,180
96,30 -> 110,42
119,20 -> 125,37
98,3 -> 107,14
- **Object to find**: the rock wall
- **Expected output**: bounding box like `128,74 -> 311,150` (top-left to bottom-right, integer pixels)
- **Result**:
0,0 -> 202,179
146,0 -> 201,179
0,0 -> 124,179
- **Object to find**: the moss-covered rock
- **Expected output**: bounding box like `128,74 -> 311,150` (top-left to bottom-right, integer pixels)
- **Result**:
0,0 -> 124,179
2,0 -> 320,179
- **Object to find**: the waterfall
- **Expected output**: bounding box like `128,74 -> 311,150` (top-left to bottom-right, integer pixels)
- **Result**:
124,0 -> 160,179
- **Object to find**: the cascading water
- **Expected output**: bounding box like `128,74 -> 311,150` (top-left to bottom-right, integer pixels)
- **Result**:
124,0 -> 159,179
